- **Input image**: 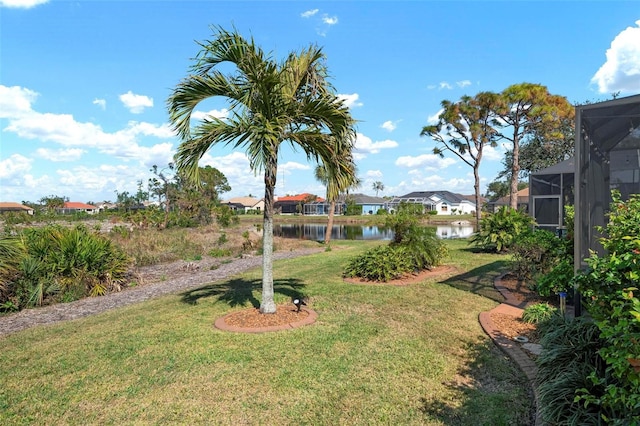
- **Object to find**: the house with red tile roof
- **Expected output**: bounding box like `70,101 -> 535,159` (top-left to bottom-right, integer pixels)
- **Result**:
57,202 -> 99,215
274,193 -> 323,214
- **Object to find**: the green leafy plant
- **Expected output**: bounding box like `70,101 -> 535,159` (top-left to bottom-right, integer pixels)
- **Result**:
536,257 -> 574,297
1,225 -> 132,310
208,248 -> 232,258
344,205 -> 447,281
537,316 -> 605,425
521,302 -> 557,324
510,228 -> 563,281
343,245 -> 414,282
213,205 -> 239,227
568,191 -> 640,422
470,207 -> 536,252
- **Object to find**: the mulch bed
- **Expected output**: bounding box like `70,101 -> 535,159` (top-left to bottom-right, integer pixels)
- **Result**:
342,265 -> 457,286
491,273 -> 555,344
223,305 -> 310,328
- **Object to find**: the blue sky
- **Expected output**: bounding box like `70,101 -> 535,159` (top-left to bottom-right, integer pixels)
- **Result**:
1,1 -> 640,204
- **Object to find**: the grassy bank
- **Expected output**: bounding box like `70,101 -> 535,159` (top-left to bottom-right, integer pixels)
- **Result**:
0,239 -> 530,425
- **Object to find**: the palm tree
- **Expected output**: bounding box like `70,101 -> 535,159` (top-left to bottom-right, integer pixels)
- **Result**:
315,155 -> 359,246
167,27 -> 356,314
372,181 -> 384,197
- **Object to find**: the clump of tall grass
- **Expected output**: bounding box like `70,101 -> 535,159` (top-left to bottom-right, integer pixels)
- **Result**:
0,224 -> 133,311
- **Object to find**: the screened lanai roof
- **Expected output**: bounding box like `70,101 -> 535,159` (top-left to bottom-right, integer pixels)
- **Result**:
531,157 -> 574,176
579,94 -> 640,152
575,94 -> 640,270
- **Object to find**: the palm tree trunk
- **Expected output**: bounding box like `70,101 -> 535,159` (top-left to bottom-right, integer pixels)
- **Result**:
324,200 -> 336,245
260,162 -> 277,314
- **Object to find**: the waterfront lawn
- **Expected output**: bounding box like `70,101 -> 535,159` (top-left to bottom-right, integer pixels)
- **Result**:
0,240 -> 531,425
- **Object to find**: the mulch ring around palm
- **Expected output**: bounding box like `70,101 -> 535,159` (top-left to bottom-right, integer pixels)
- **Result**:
214,304 -> 317,333
342,265 -> 457,286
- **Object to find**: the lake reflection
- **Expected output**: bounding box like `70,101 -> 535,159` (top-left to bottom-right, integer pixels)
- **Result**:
273,223 -> 474,241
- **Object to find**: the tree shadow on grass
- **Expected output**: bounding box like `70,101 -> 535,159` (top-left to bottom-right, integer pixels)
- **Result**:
440,260 -> 510,303
419,339 -> 535,425
180,277 -> 307,308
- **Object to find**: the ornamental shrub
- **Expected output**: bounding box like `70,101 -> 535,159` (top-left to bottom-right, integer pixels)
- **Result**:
343,245 -> 414,282
535,257 -> 574,297
510,228 -> 563,281
343,204 -> 447,281
470,207 -> 536,253
568,191 -> 640,422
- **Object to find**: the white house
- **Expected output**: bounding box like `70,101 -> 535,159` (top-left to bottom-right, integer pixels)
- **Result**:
385,191 -> 477,215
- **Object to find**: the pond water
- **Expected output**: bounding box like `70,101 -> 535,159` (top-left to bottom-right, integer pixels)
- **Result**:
273,223 -> 475,241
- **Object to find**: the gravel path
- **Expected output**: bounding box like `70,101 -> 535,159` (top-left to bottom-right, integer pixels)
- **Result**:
0,248 -> 322,337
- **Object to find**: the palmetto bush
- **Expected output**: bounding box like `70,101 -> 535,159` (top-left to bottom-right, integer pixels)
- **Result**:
470,207 -> 535,253
343,245 -> 414,282
0,236 -> 27,309
1,225 -> 132,310
344,207 -> 448,281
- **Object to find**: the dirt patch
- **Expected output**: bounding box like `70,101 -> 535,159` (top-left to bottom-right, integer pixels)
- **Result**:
342,265 -> 457,286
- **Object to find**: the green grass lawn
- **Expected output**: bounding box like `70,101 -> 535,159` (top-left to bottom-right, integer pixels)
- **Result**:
0,239 -> 532,425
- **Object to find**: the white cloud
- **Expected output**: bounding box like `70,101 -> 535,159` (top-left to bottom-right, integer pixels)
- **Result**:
192,108 -> 229,121
301,9 -> 318,18
119,91 -> 153,114
427,109 -> 443,125
121,121 -> 175,138
395,153 -> 457,170
36,148 -> 85,162
365,169 -> 383,179
57,165 -> 137,196
482,144 -> 506,161
322,14 -> 338,25
457,80 -> 472,88
0,154 -> 32,179
4,109 -> 174,162
301,8 -> 338,36
591,20 -> 640,94
93,98 -> 106,110
391,174 -> 473,196
0,85 -> 38,118
279,161 -> 310,174
353,133 -> 398,160
439,82 -> 453,90
338,93 -> 363,108
0,0 -> 48,8
381,120 -> 397,132
5,112 -> 104,145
